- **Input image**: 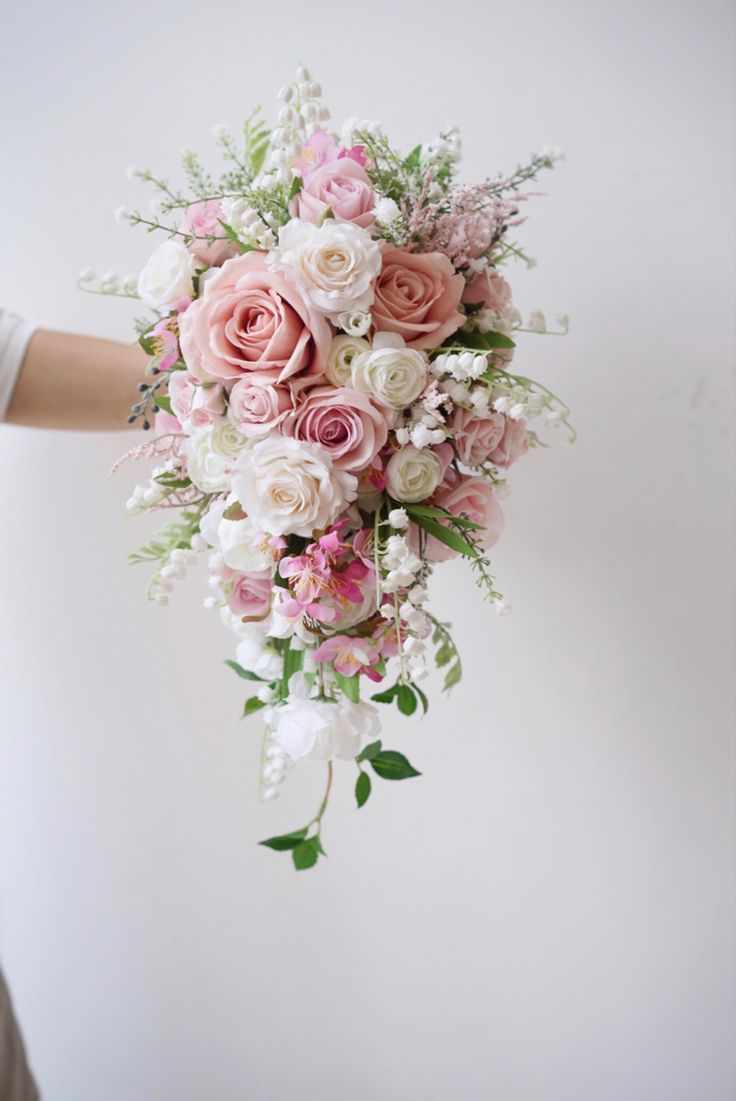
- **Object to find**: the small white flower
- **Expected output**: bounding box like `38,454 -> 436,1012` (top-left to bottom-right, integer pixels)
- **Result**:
325,334 -> 371,386
337,311 -> 372,337
493,396 -> 511,414
373,197 -> 401,225
212,123 -> 231,140
508,403 -> 526,421
78,268 -> 95,283
527,310 -> 546,333
409,423 -> 434,449
352,333 -> 428,410
388,507 -> 409,530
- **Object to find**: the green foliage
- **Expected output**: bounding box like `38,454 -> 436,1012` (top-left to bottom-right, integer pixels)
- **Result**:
224,659 -> 265,683
355,771 -> 372,808
371,682 -> 425,716
217,219 -> 257,254
397,684 -> 418,716
258,827 -> 308,851
405,507 -> 478,559
243,107 -> 271,180
442,330 -> 516,352
370,751 -> 421,781
429,617 -> 463,693
357,740 -> 382,763
335,671 -> 360,703
292,836 -> 322,870
281,637 -> 303,697
243,696 -> 266,717
128,506 -> 207,566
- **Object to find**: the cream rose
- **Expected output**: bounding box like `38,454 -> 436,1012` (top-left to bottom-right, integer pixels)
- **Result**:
351,332 -> 428,409
269,218 -> 381,319
186,423 -> 250,493
385,445 -> 443,503
137,240 -> 195,310
231,436 -> 358,537
326,334 -> 371,387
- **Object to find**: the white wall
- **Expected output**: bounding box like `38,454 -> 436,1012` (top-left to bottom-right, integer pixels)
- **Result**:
1,1 -> 734,1098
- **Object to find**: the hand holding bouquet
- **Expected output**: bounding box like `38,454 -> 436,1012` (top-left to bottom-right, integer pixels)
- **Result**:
88,68 -> 573,869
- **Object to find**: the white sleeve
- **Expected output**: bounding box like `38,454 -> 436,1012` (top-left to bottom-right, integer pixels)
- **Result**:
0,310 -> 36,422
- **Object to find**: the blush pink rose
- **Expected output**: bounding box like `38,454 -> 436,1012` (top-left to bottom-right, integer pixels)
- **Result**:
228,377 -> 293,437
489,418 -> 529,468
292,159 -> 376,230
372,249 -> 465,350
449,408 -> 505,467
229,573 -> 272,620
168,371 -> 226,428
417,473 -> 504,562
179,252 -> 331,386
462,269 -> 512,312
181,200 -> 235,267
283,386 -> 390,472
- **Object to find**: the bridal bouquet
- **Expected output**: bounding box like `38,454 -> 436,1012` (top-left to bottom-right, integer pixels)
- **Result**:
88,68 -> 572,869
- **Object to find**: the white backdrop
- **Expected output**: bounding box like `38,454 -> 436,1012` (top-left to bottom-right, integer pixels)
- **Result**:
1,1 -> 734,1098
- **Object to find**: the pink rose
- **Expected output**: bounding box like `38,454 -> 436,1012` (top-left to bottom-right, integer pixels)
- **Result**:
180,200 -> 235,267
449,408 -> 505,467
283,386 -> 390,472
228,378 -> 293,437
168,371 -> 226,429
179,252 -> 331,387
293,159 -> 376,230
372,249 -> 465,350
418,473 -> 504,562
489,418 -> 529,468
229,573 -> 272,620
462,269 -> 512,313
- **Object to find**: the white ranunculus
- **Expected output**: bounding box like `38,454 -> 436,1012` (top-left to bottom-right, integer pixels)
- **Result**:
326,334 -> 371,386
235,624 -> 284,681
231,436 -> 357,538
351,333 -> 428,409
219,516 -> 273,573
137,240 -> 195,310
269,218 -> 381,319
269,674 -> 380,761
385,445 -> 443,503
186,428 -> 231,492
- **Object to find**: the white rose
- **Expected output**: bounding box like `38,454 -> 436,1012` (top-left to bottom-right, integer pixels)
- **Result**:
186,428 -> 230,492
326,334 -> 371,387
270,674 -> 379,761
269,218 -> 381,319
187,424 -> 250,493
219,516 -> 273,573
385,445 -> 443,503
137,240 -> 195,310
351,333 -> 428,409
231,436 -> 357,538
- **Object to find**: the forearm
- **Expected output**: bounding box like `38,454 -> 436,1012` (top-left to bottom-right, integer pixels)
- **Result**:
4,329 -> 148,430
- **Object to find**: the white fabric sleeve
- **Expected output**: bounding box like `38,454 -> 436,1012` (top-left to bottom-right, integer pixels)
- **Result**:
0,310 -> 37,422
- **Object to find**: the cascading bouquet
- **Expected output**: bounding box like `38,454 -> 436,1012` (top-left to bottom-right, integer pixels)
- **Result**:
86,67 -> 573,869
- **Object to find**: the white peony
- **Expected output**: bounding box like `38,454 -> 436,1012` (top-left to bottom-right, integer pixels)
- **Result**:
269,674 -> 380,761
219,516 -> 274,573
269,218 -> 381,319
137,239 -> 196,310
325,334 -> 371,387
351,333 -> 428,409
231,436 -> 357,538
235,624 -> 284,681
385,445 -> 443,503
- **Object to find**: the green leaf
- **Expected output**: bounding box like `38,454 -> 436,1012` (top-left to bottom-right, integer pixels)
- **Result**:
281,638 -> 303,695
288,175 -> 303,199
444,329 -> 516,351
444,661 -> 462,692
335,671 -> 360,703
224,659 -> 264,682
292,836 -> 321,870
243,696 -> 266,717
397,684 -> 418,716
408,512 -> 478,558
154,394 -> 173,415
258,827 -> 308,851
371,685 -> 399,705
405,503 -> 483,530
355,770 -> 372,808
217,219 -> 257,254
414,684 -> 429,715
370,751 -> 421,781
357,739 -> 382,763
402,144 -> 422,171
